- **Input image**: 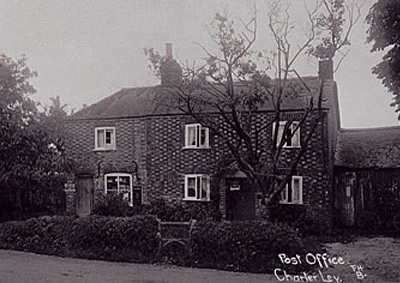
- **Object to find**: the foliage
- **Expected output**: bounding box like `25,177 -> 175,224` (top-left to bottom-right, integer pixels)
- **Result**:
309,0 -> 362,68
0,215 -> 159,263
92,196 -> 221,221
0,54 -> 72,182
0,175 -> 66,223
270,204 -> 332,236
366,0 -> 400,118
0,54 -> 73,221
190,220 -> 324,273
144,199 -> 221,221
0,216 -> 324,273
92,194 -> 134,217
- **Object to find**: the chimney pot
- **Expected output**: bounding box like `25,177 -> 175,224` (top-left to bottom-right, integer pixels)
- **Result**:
166,43 -> 173,59
160,43 -> 182,87
319,59 -> 334,80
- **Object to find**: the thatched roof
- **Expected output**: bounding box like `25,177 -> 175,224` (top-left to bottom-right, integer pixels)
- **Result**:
335,126 -> 400,169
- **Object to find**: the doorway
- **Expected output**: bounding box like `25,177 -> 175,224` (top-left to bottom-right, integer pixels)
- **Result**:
76,175 -> 94,216
226,178 -> 255,220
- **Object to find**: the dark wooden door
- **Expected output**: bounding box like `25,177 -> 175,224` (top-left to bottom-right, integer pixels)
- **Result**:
226,178 -> 254,220
337,172 -> 355,226
76,175 -> 94,217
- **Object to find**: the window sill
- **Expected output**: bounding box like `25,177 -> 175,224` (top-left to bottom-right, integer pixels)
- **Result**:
183,198 -> 210,202
279,202 -> 304,205
182,146 -> 211,150
282,146 -> 301,149
93,148 -> 116,152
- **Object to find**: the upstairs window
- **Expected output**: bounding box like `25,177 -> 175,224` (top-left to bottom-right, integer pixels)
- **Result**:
185,124 -> 209,149
105,173 -> 132,206
95,127 -> 116,150
273,121 -> 300,148
184,174 -> 210,201
280,176 -> 303,204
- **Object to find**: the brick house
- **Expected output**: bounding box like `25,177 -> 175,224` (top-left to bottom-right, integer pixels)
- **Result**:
64,47 -> 341,220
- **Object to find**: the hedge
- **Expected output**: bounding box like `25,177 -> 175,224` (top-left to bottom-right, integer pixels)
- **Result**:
0,215 -> 159,263
0,216 -> 324,273
190,220 -> 322,273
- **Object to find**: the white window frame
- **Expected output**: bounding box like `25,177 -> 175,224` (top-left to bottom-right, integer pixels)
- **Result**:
280,176 -> 303,204
272,121 -> 301,148
184,124 -> 210,149
95,127 -> 116,150
183,174 -> 210,201
104,173 -> 133,206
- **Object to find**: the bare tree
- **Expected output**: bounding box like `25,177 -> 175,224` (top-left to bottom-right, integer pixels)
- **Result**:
146,0 -> 362,216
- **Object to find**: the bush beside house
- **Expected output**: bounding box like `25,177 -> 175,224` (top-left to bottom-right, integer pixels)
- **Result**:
0,215 -> 159,263
0,214 -> 324,273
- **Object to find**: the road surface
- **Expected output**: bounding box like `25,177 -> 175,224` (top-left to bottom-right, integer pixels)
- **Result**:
0,249 -> 275,283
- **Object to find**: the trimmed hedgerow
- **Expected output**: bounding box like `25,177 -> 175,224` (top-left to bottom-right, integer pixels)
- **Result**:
0,215 -> 159,263
190,220 -> 323,273
68,215 -> 159,262
0,216 -> 323,273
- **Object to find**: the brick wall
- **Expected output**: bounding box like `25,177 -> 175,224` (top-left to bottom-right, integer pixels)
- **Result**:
64,117 -> 143,211
64,108 -> 333,217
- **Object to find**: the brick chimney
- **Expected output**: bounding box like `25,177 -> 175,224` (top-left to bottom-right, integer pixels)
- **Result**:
318,59 -> 334,80
160,43 -> 182,87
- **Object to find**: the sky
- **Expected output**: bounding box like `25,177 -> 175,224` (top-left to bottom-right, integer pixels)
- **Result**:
1,0 -> 398,128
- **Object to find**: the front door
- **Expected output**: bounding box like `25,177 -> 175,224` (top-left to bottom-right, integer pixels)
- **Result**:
76,175 -> 94,217
338,172 -> 355,226
226,178 -> 254,220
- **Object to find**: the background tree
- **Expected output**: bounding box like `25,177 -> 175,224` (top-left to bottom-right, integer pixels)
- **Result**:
146,0 -> 360,214
39,95 -> 69,152
366,0 -> 400,118
0,54 -> 72,221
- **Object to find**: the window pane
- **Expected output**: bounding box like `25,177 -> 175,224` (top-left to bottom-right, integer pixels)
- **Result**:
106,176 -> 118,193
200,127 -> 207,146
201,176 -> 208,200
281,187 -> 287,202
293,178 -> 300,202
286,127 -> 292,146
188,127 -> 196,146
291,122 -> 300,147
287,181 -> 293,202
97,129 -> 105,148
187,177 -> 196,197
277,123 -> 285,146
105,130 -> 113,144
119,177 -> 130,192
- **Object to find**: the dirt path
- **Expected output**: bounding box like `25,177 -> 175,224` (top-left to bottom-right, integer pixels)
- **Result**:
325,237 -> 400,283
0,249 -> 274,283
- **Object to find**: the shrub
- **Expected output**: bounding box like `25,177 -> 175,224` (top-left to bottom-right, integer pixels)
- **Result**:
0,215 -> 159,263
68,215 -> 159,262
190,220 -> 323,273
0,216 -> 75,255
0,215 -> 324,274
270,204 -> 332,236
295,206 -> 332,236
144,199 -> 220,221
92,194 -> 134,217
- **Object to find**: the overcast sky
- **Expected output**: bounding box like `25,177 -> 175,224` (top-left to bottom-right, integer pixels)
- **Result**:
1,0 -> 398,128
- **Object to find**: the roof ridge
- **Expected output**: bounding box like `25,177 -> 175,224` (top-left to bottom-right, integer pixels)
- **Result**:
339,125 -> 400,133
